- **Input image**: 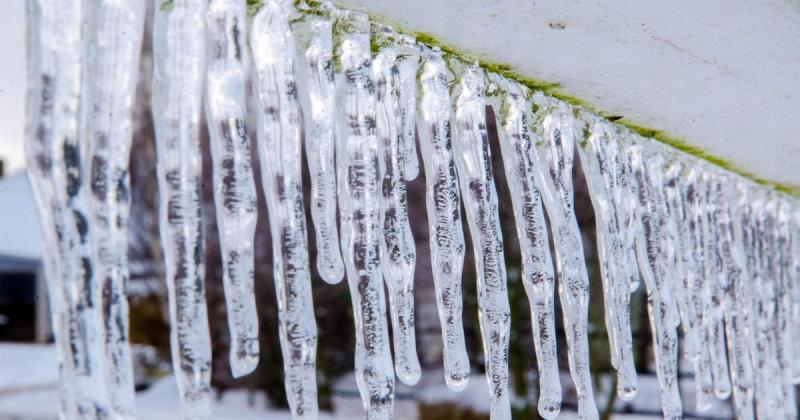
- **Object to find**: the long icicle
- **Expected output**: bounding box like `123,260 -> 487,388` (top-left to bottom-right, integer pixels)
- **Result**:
292,0 -> 344,284
82,1 -> 146,417
205,0 -> 260,378
25,0 -> 110,416
250,0 -> 319,417
416,45 -> 470,391
489,75 -> 561,419
531,92 -> 598,420
333,10 -> 395,417
577,113 -> 638,400
451,62 -> 511,420
629,142 -> 682,418
774,199 -> 798,418
152,0 -> 213,418
372,25 -> 421,386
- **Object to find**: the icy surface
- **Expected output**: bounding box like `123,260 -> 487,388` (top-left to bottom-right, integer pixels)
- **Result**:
333,10 -> 395,417
205,0 -> 260,378
372,26 -> 421,386
152,0 -> 213,418
489,75 -> 561,419
416,45 -> 470,392
82,0 -> 146,417
249,0 -> 319,417
531,93 -> 598,420
293,1 -> 345,284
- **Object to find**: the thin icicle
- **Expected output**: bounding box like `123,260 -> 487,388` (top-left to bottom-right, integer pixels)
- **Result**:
451,62 -> 511,420
530,92 -> 598,420
372,25 -> 421,386
629,142 -> 682,418
249,1 -> 319,417
396,40 -> 420,181
333,10 -> 395,417
577,113 -> 637,400
489,75 -> 561,419
292,1 -> 344,284
774,199 -> 798,418
152,1 -> 212,418
25,0 -> 110,416
416,45 -> 470,391
82,1 -> 146,417
205,0 -> 260,378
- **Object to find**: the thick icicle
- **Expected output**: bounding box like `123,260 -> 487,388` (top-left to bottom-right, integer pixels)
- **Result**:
152,1 -> 213,418
25,0 -> 110,416
577,114 -> 637,400
451,62 -> 511,420
292,1 -> 344,284
205,0 -> 260,378
629,142 -> 682,418
683,167 -> 715,411
249,1 -> 319,417
82,1 -> 146,417
416,45 -> 470,391
333,10 -> 395,417
530,93 -> 598,420
489,75 -> 561,419
372,26 -> 421,386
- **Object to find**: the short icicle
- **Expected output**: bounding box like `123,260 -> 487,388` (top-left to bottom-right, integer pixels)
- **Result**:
489,75 -> 561,419
82,0 -> 146,417
530,92 -> 598,420
152,0 -> 213,417
451,62 -> 511,420
372,25 -> 421,386
629,142 -> 682,419
25,0 -> 110,416
416,45 -> 470,391
333,10 -> 395,417
249,0 -> 319,417
577,113 -> 638,400
292,0 -> 344,284
205,0 -> 260,378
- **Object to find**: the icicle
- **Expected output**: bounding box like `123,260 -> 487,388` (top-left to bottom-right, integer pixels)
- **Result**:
530,92 -> 598,420
488,75 -> 561,419
205,0 -> 260,378
25,0 -> 111,416
576,113 -> 637,400
82,0 -> 146,416
629,141 -> 682,418
700,170 -> 733,401
333,10 -> 395,417
683,167 -> 715,411
774,199 -> 798,418
451,62 -> 511,420
372,25 -> 421,386
249,0 -> 319,417
397,43 -> 420,181
292,1 -> 344,284
416,45 -> 470,391
152,1 -> 213,418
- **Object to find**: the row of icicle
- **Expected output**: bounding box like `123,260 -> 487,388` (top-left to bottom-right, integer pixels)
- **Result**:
24,0 -> 800,419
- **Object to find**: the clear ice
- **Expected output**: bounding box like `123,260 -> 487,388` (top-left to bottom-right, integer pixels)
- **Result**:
451,62 -> 511,420
487,75 -> 561,418
82,0 -> 146,417
416,45 -> 470,391
205,0 -> 260,378
152,0 -> 213,418
249,0 -> 319,417
333,10 -> 395,417
372,26 -> 422,386
531,93 -> 598,420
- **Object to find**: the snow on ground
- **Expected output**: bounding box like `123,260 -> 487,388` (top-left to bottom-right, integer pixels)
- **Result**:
0,344 -> 733,419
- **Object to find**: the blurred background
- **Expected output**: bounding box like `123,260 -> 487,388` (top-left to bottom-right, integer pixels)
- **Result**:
0,2 -> 740,419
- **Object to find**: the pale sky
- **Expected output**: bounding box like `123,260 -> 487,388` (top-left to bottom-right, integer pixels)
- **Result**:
0,1 -> 26,175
